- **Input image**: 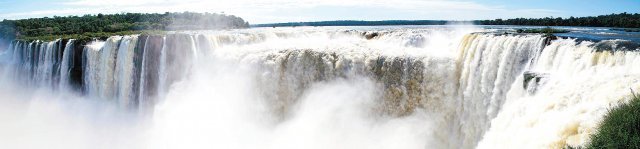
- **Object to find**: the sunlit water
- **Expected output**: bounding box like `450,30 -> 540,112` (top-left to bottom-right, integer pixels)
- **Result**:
0,25 -> 639,149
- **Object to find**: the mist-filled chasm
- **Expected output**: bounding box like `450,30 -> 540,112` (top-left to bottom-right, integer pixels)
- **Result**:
1,26 -> 639,149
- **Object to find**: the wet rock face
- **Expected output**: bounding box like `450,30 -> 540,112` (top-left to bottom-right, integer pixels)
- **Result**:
592,40 -> 640,52
543,35 -> 558,46
245,46 -> 467,118
523,71 -> 548,93
364,32 -> 380,40
138,35 -> 164,104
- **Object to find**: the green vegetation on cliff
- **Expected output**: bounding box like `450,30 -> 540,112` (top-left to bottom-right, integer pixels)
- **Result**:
0,12 -> 250,41
516,27 -> 570,34
17,30 -> 165,42
585,92 -> 640,149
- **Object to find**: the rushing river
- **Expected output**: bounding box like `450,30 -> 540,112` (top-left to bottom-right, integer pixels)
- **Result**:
0,25 -> 639,149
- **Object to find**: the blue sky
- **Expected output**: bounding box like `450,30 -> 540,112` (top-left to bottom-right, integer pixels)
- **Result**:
0,0 -> 638,24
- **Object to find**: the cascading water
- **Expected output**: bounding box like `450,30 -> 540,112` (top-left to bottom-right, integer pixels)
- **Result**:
59,39 -> 75,89
0,26 -> 638,149
455,34 -> 546,148
478,38 -> 640,148
114,36 -> 139,107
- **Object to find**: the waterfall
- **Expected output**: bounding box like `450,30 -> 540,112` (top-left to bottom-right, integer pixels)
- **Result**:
478,38 -> 640,148
1,27 -> 638,149
138,36 -> 150,109
60,39 -> 75,90
139,35 -> 164,108
84,37 -> 120,99
115,36 -> 139,107
455,34 -> 546,148
158,36 -> 167,100
7,40 -> 66,88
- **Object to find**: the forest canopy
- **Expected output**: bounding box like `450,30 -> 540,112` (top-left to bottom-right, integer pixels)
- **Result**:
2,12 -> 639,40
477,12 -> 640,28
0,12 -> 250,40
256,13 -> 640,29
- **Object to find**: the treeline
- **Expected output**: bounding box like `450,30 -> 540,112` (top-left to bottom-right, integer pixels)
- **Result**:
477,12 -> 640,28
254,13 -> 640,29
253,20 -> 467,27
0,12 -> 250,40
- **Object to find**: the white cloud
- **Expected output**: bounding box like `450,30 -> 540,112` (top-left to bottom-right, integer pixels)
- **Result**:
62,0 -> 500,11
1,9 -> 94,19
